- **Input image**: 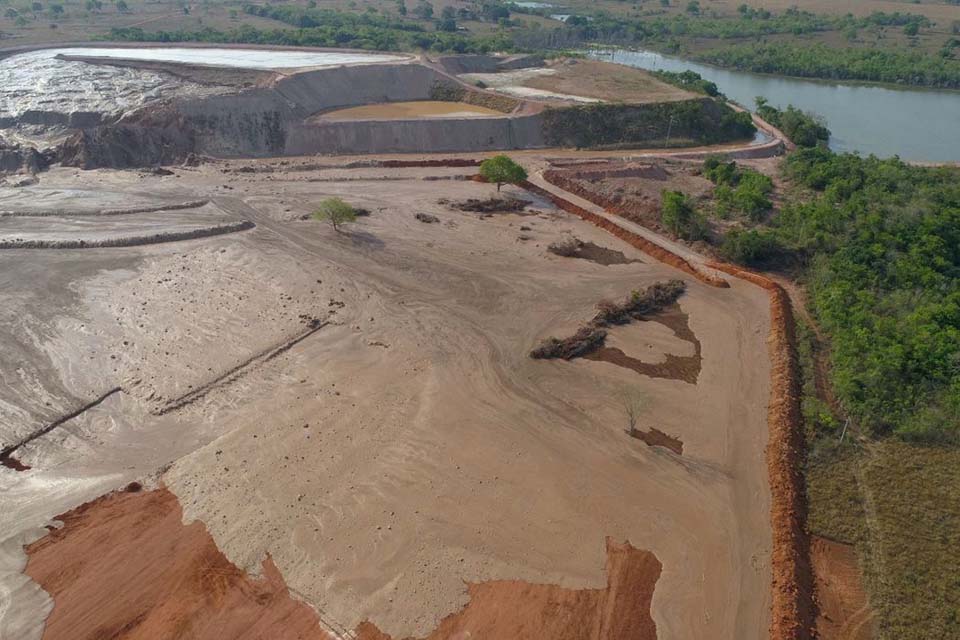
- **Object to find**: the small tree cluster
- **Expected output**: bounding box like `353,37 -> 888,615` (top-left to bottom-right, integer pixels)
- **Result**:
660,190 -> 706,241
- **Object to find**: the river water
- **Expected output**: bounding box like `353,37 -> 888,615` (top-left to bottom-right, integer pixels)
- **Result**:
596,49 -> 960,162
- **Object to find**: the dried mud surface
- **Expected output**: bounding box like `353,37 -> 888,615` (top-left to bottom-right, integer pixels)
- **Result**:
1,155 -> 772,640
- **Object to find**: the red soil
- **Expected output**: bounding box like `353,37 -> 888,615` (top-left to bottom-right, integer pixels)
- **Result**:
356,538 -> 661,640
25,486 -> 661,640
810,536 -> 874,640
25,487 -> 332,640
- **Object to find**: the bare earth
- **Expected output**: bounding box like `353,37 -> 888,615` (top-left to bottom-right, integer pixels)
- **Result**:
0,154 -> 771,639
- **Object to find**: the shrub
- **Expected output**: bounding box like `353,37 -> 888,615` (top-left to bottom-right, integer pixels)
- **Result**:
661,190 -> 707,240
720,228 -> 782,266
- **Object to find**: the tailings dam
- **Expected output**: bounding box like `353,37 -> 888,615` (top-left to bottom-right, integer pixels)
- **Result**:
0,45 -> 766,171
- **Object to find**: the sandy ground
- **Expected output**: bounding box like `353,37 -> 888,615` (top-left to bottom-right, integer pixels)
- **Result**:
460,60 -> 694,105
0,155 -> 771,639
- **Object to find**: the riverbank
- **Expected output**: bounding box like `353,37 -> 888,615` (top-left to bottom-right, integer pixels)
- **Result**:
593,48 -> 960,163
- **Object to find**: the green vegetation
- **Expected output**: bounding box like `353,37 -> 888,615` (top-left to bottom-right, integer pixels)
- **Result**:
755,97 -> 830,148
703,156 -> 773,221
312,197 -> 357,232
541,99 -> 755,149
700,43 -> 960,89
106,10 -> 513,53
479,155 -> 527,192
649,69 -> 719,97
660,190 -> 705,240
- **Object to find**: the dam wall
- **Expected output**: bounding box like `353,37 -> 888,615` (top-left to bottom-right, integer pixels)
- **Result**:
169,62 -> 467,158
271,63 -> 447,113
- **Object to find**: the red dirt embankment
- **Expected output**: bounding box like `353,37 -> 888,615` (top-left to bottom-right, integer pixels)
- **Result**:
356,538 -> 661,640
520,179 -> 728,288
24,486 -> 331,640
26,486 -> 661,640
708,261 -> 815,640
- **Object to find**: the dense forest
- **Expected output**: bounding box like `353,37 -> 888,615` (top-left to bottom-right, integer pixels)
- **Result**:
106,11 -> 512,53
722,148 -> 960,444
699,43 -> 960,89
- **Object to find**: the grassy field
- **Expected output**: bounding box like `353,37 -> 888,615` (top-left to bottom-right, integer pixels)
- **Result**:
798,314 -> 960,639
807,438 -> 960,639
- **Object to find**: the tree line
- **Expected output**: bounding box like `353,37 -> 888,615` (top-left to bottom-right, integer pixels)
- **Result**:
699,43 -> 960,89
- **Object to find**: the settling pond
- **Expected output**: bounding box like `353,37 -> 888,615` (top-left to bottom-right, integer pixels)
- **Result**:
596,49 -> 960,163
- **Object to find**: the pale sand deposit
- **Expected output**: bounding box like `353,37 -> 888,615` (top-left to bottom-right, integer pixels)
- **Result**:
321,101 -> 506,120
0,156 -> 771,639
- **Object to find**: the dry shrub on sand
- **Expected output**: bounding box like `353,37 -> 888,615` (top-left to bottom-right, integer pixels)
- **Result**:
531,280 -> 686,360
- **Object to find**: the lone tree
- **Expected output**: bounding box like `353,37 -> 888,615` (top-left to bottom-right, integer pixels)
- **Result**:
312,197 -> 357,233
622,389 -> 645,438
480,155 -> 527,192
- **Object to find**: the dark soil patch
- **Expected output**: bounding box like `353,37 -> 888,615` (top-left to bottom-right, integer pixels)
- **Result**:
584,305 -> 702,384
441,197 -> 528,214
549,237 -> 642,266
530,280 -> 687,360
628,427 -> 684,455
1,453 -> 31,471
530,281 -> 686,362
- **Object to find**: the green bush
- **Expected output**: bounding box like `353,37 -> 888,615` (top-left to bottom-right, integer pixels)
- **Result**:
720,228 -> 782,265
661,190 -> 706,240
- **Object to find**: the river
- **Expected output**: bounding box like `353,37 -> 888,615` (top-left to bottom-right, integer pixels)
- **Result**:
595,48 -> 960,163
